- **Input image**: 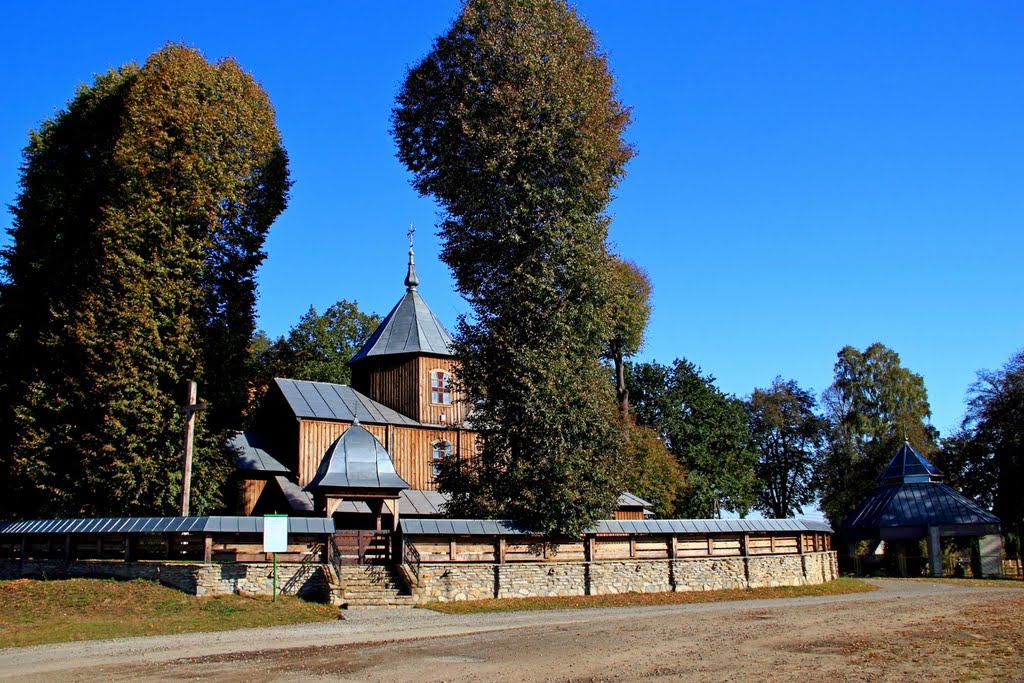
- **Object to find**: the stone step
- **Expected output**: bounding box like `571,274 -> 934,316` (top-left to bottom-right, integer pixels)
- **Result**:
330,563 -> 416,609
341,597 -> 419,609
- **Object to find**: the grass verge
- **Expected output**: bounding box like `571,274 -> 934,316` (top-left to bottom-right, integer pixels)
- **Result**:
0,578 -> 337,649
420,576 -> 877,614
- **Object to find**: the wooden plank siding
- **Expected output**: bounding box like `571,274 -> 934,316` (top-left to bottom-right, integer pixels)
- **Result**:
416,356 -> 467,425
352,355 -> 468,427
297,419 -> 478,490
353,356 -> 421,420
238,479 -> 267,516
406,532 -> 816,563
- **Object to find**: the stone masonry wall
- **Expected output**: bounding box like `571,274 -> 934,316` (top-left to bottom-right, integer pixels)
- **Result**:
0,559 -> 332,602
412,551 -> 837,602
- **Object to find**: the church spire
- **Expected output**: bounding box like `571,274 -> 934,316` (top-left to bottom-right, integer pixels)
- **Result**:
405,224 -> 419,290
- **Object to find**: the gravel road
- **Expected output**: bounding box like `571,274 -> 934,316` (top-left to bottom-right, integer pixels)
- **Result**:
2,579 -> 1021,681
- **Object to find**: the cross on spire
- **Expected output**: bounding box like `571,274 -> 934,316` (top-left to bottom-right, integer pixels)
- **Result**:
405,224 -> 420,290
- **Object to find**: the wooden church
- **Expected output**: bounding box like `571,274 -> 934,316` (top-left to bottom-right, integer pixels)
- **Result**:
232,241 -> 651,530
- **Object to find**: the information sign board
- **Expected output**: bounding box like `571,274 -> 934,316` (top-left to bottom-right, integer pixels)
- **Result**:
263,514 -> 288,553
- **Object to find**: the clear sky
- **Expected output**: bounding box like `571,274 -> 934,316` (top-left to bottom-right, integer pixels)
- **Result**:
1,1 -> 1021,440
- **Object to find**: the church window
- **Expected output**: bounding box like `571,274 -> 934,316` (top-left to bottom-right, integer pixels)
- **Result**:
431,370 -> 451,404
432,440 -> 452,478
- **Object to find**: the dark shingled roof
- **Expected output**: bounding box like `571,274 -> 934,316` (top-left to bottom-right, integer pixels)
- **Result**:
843,482 -> 1000,530
274,378 -> 420,426
303,422 -> 410,492
349,288 -> 454,363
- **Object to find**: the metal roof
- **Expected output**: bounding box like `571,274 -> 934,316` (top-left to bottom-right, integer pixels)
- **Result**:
303,422 -> 410,492
349,288 -> 454,363
0,516 -> 334,535
274,378 -> 420,426
274,476 -> 315,512
400,489 -> 449,516
232,431 -> 290,474
618,492 -> 653,508
401,518 -> 833,536
879,441 -> 942,483
843,482 -> 1000,530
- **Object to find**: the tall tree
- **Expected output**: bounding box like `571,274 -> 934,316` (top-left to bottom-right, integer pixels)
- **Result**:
629,359 -> 757,518
814,343 -> 936,528
939,350 -> 1024,547
0,45 -> 289,518
603,256 -> 651,420
746,378 -> 825,518
393,0 -> 634,535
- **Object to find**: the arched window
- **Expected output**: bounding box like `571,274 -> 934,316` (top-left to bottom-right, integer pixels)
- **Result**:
432,440 -> 452,478
430,370 -> 451,405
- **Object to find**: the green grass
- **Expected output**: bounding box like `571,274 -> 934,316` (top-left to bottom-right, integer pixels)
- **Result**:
420,577 -> 877,614
0,578 -> 338,648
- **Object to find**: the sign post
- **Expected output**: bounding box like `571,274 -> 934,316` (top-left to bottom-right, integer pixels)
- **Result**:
263,514 -> 288,602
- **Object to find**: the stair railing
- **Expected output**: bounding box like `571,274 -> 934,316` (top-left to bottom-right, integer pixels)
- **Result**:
402,535 -> 422,587
280,542 -> 325,596
328,535 -> 345,583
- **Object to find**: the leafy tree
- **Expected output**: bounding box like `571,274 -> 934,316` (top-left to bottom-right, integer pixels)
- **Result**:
603,256 -> 651,419
935,428 -> 997,510
250,300 -> 380,404
814,343 -> 936,529
394,0 -> 634,535
938,350 -> 1024,548
746,378 -> 825,518
0,45 -> 289,518
620,423 -> 687,518
629,359 -> 757,518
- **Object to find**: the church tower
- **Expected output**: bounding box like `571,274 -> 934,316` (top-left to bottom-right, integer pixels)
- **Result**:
348,233 -> 465,427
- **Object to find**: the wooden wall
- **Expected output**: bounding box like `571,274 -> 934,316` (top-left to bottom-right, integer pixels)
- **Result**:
297,420 -> 478,490
351,354 -> 468,426
408,531 -> 834,563
238,479 -> 267,516
352,356 -> 420,420
415,356 -> 467,425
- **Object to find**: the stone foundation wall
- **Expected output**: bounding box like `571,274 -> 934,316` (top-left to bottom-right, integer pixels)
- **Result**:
413,551 -> 837,602
0,559 -> 331,602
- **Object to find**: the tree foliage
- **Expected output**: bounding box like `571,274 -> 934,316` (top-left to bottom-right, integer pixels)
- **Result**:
0,45 -> 289,517
746,378 -> 825,518
250,300 -> 380,406
629,359 -> 757,518
603,256 -> 651,419
393,0 -> 634,535
620,422 -> 687,518
814,343 -> 935,529
938,349 -> 1024,543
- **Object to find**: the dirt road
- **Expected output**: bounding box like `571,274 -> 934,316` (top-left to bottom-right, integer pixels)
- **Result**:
2,580 -> 1021,682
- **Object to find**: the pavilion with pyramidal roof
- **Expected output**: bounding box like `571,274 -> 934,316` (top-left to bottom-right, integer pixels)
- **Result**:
843,441 -> 1002,577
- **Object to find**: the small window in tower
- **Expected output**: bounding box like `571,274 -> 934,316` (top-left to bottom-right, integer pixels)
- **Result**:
431,370 -> 451,405
432,440 -> 452,478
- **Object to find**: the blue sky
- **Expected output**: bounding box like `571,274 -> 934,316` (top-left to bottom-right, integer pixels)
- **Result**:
1,1 -> 1021,440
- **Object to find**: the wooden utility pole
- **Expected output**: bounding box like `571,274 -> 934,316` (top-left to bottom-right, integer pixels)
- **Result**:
179,380 -> 205,517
